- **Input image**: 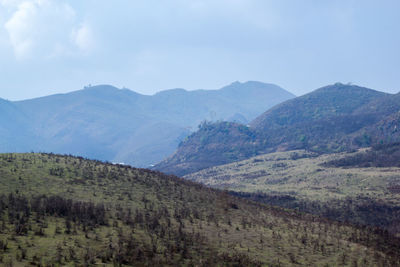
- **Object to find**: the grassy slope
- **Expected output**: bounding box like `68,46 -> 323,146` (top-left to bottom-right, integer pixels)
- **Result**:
0,153 -> 399,266
185,150 -> 400,233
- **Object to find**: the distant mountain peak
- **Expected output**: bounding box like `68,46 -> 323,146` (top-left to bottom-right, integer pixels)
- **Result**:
220,80 -> 295,97
154,88 -> 187,96
230,80 -> 241,85
316,83 -> 378,93
76,84 -> 142,99
83,84 -> 120,91
223,80 -> 272,88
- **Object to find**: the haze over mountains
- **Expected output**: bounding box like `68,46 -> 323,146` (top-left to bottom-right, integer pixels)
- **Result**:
155,83 -> 400,176
0,81 -> 294,167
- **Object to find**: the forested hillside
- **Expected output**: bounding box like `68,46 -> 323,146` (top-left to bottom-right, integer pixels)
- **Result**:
0,153 -> 399,266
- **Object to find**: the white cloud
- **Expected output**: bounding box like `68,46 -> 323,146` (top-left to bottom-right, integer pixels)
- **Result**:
71,23 -> 93,52
4,1 -> 37,59
2,0 -> 92,59
0,0 -> 24,8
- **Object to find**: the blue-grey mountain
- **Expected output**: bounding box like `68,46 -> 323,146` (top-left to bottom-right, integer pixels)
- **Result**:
1,81 -> 294,167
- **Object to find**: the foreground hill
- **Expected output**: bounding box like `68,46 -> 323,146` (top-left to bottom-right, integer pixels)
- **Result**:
1,81 -> 293,167
0,153 -> 399,266
184,149 -> 400,235
155,83 -> 394,176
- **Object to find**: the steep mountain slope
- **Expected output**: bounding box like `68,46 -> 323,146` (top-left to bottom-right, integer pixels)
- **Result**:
3,81 -> 294,167
154,121 -> 262,176
155,83 -> 390,175
350,93 -> 400,146
0,153 -> 399,266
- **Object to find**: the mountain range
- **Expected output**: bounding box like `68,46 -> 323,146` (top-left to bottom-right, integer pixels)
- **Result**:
0,81 -> 294,167
155,83 -> 400,176
2,81 -> 400,265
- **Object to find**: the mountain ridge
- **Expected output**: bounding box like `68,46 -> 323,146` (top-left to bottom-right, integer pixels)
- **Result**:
1,81 -> 294,167
155,83 -> 397,176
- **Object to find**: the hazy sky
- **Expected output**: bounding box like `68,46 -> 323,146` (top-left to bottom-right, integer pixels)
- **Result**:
0,0 -> 399,100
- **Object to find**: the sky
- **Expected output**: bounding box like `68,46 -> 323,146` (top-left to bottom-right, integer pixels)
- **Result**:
0,0 -> 399,100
